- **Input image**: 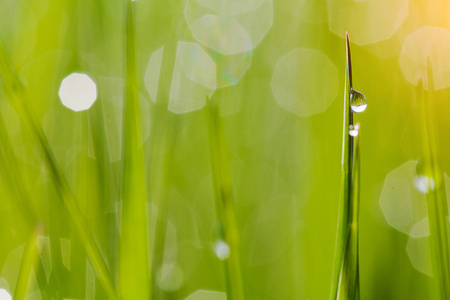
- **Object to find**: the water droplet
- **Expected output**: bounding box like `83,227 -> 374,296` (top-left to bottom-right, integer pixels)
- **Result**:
349,124 -> 359,137
414,160 -> 435,194
214,240 -> 230,260
414,175 -> 435,194
350,89 -> 367,113
0,289 -> 11,300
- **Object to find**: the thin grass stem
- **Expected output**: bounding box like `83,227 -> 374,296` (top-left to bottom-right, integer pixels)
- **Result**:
205,97 -> 245,300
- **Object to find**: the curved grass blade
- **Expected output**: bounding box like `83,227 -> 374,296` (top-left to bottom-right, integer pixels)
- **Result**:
205,97 -> 245,300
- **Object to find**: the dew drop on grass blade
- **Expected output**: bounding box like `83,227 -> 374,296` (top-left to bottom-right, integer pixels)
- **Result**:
331,32 -> 366,300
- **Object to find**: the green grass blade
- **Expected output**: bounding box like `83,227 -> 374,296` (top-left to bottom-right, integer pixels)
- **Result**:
416,59 -> 450,298
331,33 -> 352,300
332,33 -> 361,300
0,41 -> 119,300
119,1 -> 151,299
0,113 -> 36,228
337,125 -> 361,300
13,225 -> 44,300
205,97 -> 245,300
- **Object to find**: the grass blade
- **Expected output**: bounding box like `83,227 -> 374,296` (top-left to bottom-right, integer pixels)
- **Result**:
331,32 -> 362,300
0,40 -> 119,300
119,1 -> 151,299
416,59 -> 450,299
337,123 -> 361,300
205,97 -> 245,300
13,225 -> 44,300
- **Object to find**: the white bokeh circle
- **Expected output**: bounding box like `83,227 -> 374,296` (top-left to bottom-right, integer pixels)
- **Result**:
271,48 -> 338,116
59,73 -> 97,112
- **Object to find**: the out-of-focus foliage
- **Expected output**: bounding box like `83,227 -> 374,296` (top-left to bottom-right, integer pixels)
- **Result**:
0,0 -> 449,299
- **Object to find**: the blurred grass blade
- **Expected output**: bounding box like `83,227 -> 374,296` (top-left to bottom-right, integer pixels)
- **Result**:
331,32 -> 361,300
416,59 -> 450,299
0,40 -> 118,300
0,112 -> 36,229
13,225 -> 44,300
119,1 -> 151,299
150,114 -> 179,299
205,97 -> 245,300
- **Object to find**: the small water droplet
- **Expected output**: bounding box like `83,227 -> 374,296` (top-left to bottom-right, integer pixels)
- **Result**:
214,240 -> 230,260
414,175 -> 435,194
350,89 -> 367,113
349,124 -> 359,137
414,160 -> 435,194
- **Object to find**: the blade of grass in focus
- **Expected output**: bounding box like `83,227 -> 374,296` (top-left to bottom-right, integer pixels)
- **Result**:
331,33 -> 362,300
416,59 -> 450,299
337,123 -> 361,300
119,1 -> 151,299
205,96 -> 245,300
0,39 -> 119,300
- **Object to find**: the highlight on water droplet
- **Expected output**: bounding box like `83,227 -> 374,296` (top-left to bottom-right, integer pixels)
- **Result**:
349,124 -> 360,137
214,240 -> 230,260
414,175 -> 435,194
350,89 -> 367,113
59,73 -> 97,112
0,289 -> 11,300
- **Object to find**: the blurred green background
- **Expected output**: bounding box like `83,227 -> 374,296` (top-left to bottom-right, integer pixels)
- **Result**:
1,0 -> 450,299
